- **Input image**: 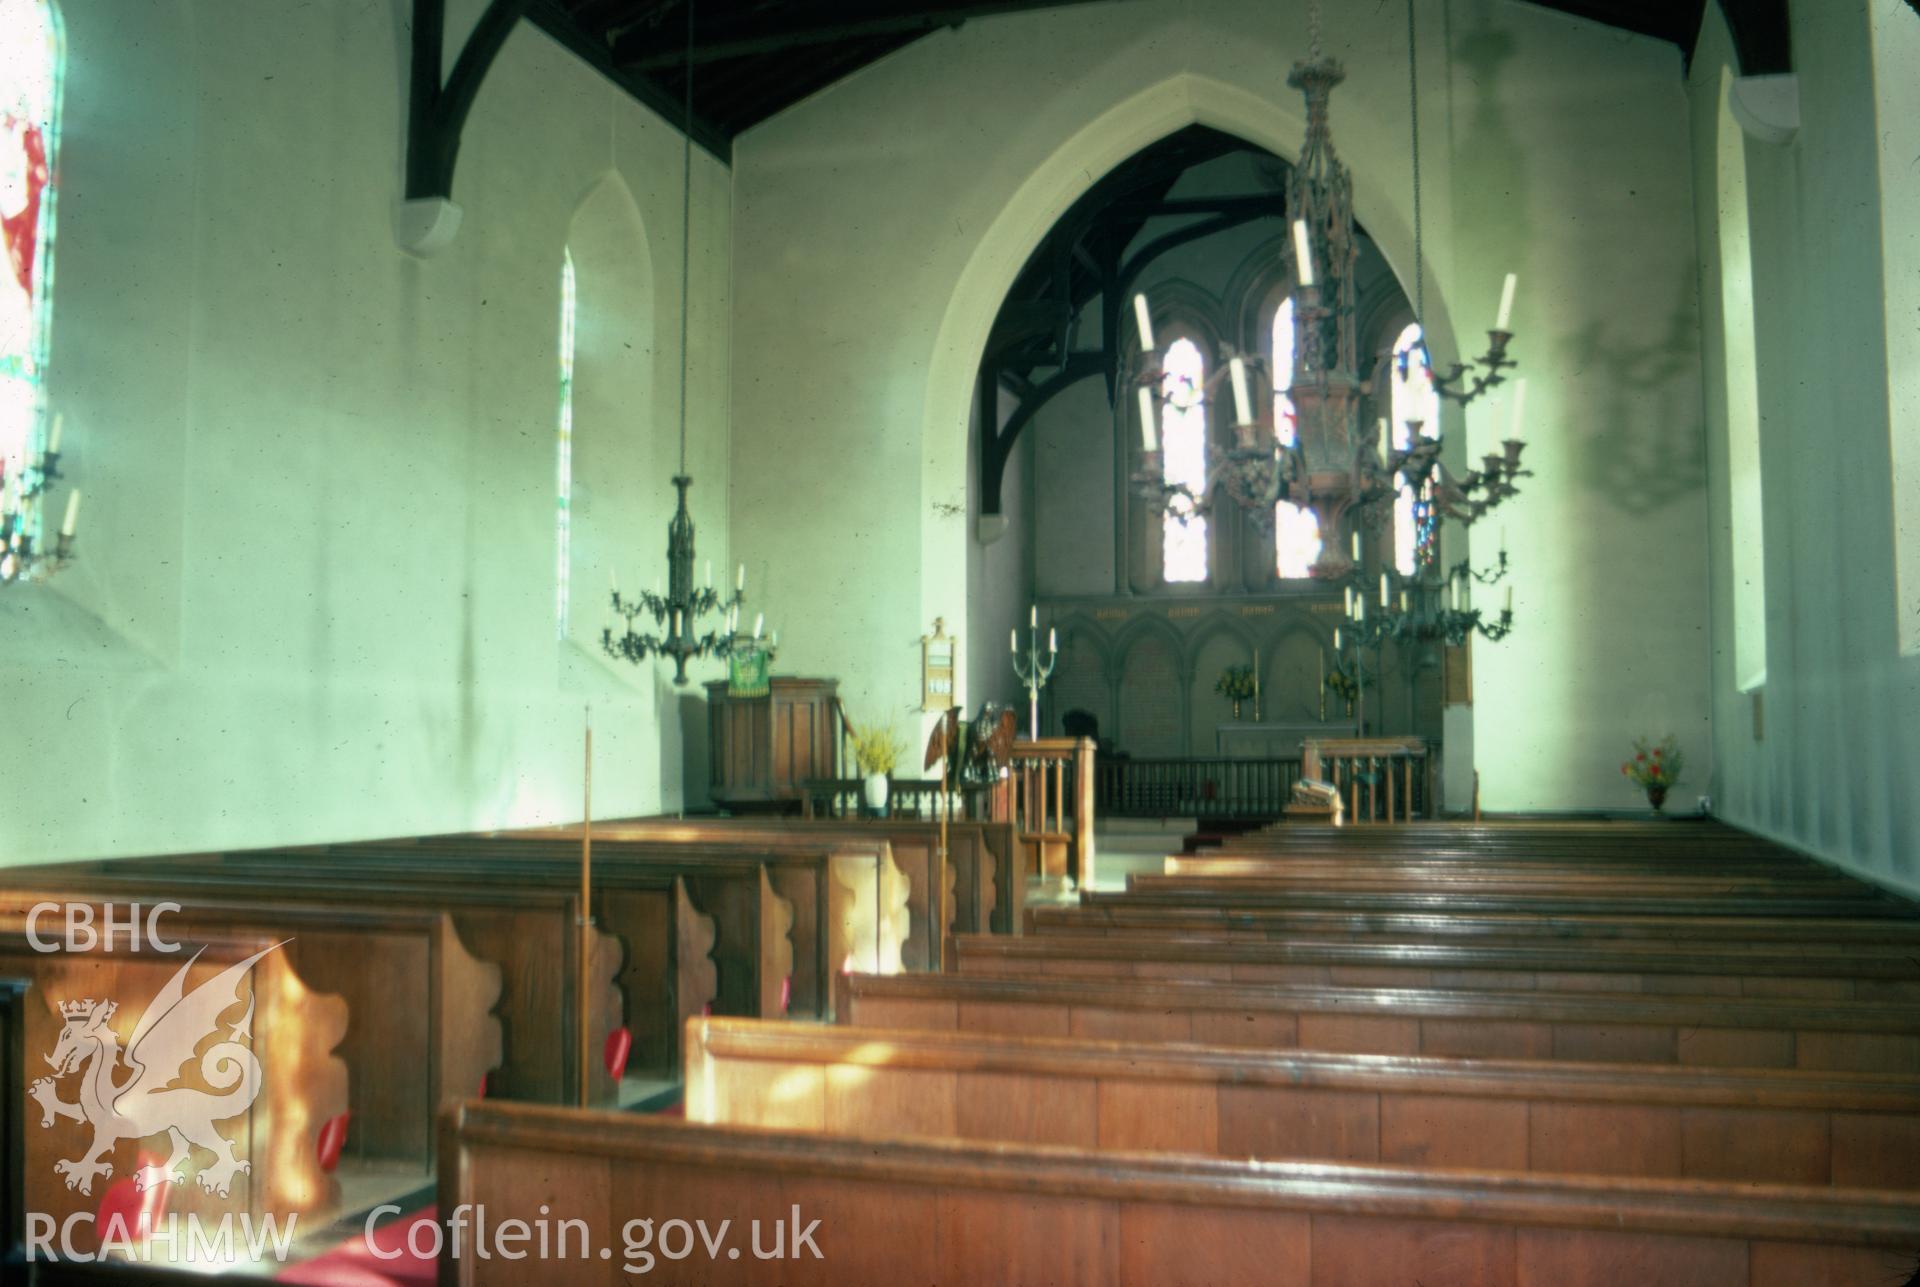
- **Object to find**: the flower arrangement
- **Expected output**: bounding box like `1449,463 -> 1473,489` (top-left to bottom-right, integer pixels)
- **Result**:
1622,735 -> 1683,810
1324,669 -> 1359,703
847,719 -> 905,777
1620,736 -> 1683,789
1214,665 -> 1257,702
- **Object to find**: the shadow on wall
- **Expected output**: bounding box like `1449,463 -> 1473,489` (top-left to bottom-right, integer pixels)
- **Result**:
1558,284 -> 1708,514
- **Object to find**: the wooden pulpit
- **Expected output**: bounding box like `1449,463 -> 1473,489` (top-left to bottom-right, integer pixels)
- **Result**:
705,676 -> 839,813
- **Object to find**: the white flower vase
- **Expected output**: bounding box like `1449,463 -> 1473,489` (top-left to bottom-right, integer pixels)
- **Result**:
863,772 -> 889,812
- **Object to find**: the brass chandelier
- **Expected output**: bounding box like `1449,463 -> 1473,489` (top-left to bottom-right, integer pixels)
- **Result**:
1129,2 -> 1528,582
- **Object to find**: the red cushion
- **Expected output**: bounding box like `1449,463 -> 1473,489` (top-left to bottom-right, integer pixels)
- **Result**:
602,1026 -> 633,1081
316,1111 -> 351,1174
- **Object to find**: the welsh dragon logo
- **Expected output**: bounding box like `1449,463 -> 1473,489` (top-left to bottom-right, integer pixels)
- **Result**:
29,944 -> 279,1198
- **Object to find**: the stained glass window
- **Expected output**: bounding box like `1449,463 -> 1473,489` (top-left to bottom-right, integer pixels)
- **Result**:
0,0 -> 62,547
1160,337 -> 1208,583
1389,322 -> 1440,576
1271,296 -> 1321,578
555,250 -> 576,638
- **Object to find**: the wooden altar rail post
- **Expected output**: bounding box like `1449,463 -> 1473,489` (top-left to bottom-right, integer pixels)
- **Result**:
1302,737 -> 1430,823
1010,737 -> 1096,888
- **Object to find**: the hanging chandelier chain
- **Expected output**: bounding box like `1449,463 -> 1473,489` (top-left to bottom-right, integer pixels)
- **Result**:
675,0 -> 694,477
1307,0 -> 1324,64
1407,0 -> 1424,328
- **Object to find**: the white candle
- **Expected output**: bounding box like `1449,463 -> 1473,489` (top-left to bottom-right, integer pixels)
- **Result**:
1499,526 -> 1507,557
60,489 -> 79,538
1343,586 -> 1353,616
1380,573 -> 1390,607
1292,219 -> 1315,288
1048,627 -> 1057,652
1504,585 -> 1513,614
1334,628 -> 1343,651
1495,272 -> 1518,331
1356,597 -> 1366,622
1137,386 -> 1157,451
1351,531 -> 1361,561
1450,579 -> 1460,611
1010,628 -> 1018,653
753,613 -> 763,640
736,563 -> 745,591
704,559 -> 712,586
1228,357 -> 1252,425
48,413 -> 62,455
1399,590 -> 1409,613
1378,417 -> 1391,464
1030,605 -> 1037,628
1509,377 -> 1528,439
1133,294 -> 1155,351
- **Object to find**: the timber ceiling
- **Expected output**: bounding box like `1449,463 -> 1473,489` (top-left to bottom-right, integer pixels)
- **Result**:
530,1 -> 1790,157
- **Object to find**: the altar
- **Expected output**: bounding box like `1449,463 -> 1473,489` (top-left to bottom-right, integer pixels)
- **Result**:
1216,720 -> 1359,759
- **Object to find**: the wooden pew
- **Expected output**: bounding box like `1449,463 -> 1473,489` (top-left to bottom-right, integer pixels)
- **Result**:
441,1099 -> 1920,1285
179,846 -> 762,1070
4,865 -> 622,1106
1163,853 -> 1863,886
1029,902 -> 1920,947
0,890 -> 498,1170
397,833 -> 907,1016
1,926 -> 347,1240
836,972 -> 1920,1074
952,932 -> 1920,1001
1100,875 -> 1916,920
526,817 -> 1012,969
685,1016 -> 1920,1190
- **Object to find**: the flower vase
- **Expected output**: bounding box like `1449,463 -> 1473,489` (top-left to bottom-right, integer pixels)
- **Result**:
1645,784 -> 1668,813
863,772 -> 889,814
1231,700 -> 1243,720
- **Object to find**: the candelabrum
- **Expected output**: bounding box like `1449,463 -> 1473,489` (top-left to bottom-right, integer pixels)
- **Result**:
1340,547 -> 1517,651
1125,43 -> 1528,580
1010,609 -> 1057,739
602,475 -> 773,685
0,421 -> 79,587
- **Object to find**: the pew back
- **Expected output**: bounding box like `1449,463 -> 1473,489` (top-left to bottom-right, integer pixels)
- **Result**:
685,1016 -> 1920,1190
441,1100 -> 1920,1286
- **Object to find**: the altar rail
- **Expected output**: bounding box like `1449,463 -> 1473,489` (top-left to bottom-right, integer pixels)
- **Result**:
1096,756 -> 1304,820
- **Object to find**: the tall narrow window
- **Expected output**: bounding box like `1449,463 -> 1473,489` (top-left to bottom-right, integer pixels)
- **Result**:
1717,70 -> 1767,684
0,0 -> 62,541
1389,323 -> 1440,576
1160,337 -> 1209,583
1271,296 -> 1321,577
555,250 -> 577,638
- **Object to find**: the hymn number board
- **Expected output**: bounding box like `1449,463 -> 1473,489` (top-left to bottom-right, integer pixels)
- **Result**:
922,619 -> 956,711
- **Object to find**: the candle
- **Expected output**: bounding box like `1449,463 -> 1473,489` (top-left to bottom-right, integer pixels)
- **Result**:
1334,628 -> 1342,651
753,613 -> 764,640
1010,628 -> 1017,653
1509,377 -> 1528,439
1343,586 -> 1353,617
1292,219 -> 1315,288
1137,386 -> 1158,451
1399,590 -> 1409,613
1350,531 -> 1361,561
1228,357 -> 1252,425
60,489 -> 79,538
1030,605 -> 1038,628
1378,417 -> 1391,464
1499,526 -> 1507,557
47,413 -> 62,455
1133,294 -> 1155,351
1450,578 -> 1460,611
1504,585 -> 1513,615
736,563 -> 746,591
1356,598 -> 1366,622
1380,573 -> 1390,607
704,559 -> 712,586
1495,272 -> 1518,331
1048,627 -> 1057,652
